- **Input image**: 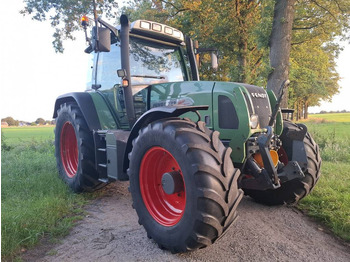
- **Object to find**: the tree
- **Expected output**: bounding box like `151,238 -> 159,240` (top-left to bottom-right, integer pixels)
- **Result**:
35,118 -> 45,125
288,0 -> 350,118
21,0 -> 119,52
266,0 -> 296,108
289,39 -> 340,119
1,117 -> 19,126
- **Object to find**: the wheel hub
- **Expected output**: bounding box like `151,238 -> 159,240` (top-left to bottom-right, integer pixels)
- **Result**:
161,171 -> 183,195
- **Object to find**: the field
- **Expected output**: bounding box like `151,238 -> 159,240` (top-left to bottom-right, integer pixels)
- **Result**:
1,113 -> 350,259
2,126 -> 54,143
308,112 -> 350,122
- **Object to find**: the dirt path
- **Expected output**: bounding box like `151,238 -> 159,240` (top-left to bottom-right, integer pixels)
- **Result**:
22,182 -> 350,262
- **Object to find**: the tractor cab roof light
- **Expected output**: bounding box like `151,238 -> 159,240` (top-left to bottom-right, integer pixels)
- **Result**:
140,21 -> 151,30
152,23 -> 162,32
173,30 -> 181,38
164,27 -> 173,35
129,20 -> 185,43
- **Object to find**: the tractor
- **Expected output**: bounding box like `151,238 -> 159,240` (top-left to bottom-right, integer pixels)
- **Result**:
53,13 -> 321,253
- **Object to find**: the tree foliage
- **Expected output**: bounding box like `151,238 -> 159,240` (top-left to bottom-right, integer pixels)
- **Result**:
289,0 -> 350,117
35,118 -> 46,125
1,117 -> 19,126
21,0 -> 119,52
21,0 -> 350,117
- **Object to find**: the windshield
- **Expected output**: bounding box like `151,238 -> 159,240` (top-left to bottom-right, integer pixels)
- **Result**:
88,38 -> 189,92
129,38 -> 187,86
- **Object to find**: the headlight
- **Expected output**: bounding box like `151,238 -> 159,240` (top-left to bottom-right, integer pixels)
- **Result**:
250,114 -> 259,129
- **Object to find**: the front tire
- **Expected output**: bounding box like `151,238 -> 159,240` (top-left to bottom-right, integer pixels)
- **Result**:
128,118 -> 243,253
55,102 -> 102,192
244,120 -> 321,205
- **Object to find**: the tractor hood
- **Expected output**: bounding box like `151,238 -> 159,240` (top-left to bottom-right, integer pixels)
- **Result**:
147,80 -> 280,163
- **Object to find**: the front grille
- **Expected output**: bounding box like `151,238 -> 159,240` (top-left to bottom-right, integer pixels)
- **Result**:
240,84 -> 271,128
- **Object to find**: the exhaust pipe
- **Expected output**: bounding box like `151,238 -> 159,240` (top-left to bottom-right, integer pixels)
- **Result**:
120,14 -> 136,126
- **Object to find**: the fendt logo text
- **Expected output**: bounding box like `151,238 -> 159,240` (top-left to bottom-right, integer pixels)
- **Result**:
251,93 -> 267,99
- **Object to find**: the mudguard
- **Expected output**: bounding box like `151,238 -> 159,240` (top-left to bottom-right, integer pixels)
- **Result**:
53,92 -> 101,131
123,105 -> 209,172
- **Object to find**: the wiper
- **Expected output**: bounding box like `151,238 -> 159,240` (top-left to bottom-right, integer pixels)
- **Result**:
131,75 -> 165,79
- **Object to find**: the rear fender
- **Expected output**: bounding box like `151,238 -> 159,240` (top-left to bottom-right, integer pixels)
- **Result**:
53,92 -> 101,131
123,105 -> 209,172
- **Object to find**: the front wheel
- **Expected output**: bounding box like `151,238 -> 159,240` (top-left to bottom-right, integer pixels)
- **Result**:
55,102 -> 102,192
128,118 -> 243,253
244,120 -> 321,205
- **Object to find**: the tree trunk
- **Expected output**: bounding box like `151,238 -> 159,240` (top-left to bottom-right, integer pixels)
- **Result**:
238,38 -> 248,82
266,0 -> 296,108
303,101 -> 308,119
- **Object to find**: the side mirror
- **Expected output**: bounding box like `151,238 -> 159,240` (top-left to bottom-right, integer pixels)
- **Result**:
117,69 -> 127,78
210,52 -> 218,71
92,26 -> 111,52
194,41 -> 219,71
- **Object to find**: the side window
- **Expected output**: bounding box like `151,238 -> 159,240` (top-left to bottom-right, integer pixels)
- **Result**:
95,43 -> 122,90
86,53 -> 94,90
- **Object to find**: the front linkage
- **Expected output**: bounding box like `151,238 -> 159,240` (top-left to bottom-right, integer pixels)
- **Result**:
240,80 -> 307,191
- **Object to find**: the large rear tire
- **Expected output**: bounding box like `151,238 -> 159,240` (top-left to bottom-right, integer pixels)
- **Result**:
55,102 -> 102,192
128,118 -> 243,253
244,120 -> 321,205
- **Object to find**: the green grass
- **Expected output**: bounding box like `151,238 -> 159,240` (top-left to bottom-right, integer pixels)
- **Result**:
1,127 -> 87,260
298,162 -> 350,241
298,116 -> 350,241
2,126 -> 54,144
308,112 -> 350,122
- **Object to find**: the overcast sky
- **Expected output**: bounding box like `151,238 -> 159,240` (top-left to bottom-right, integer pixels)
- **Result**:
0,1 -> 349,122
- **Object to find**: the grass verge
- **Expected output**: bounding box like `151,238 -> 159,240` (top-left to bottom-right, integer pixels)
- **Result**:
298,119 -> 350,242
298,162 -> 350,241
1,130 -> 86,260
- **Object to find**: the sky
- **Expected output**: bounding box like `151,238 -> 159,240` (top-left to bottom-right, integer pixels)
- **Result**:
0,1 -> 349,122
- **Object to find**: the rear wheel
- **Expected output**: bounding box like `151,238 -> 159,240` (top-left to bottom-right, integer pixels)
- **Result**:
244,120 -> 321,205
128,118 -> 243,253
55,102 -> 102,192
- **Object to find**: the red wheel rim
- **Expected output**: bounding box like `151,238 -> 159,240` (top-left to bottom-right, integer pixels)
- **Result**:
60,122 -> 78,178
140,147 -> 186,226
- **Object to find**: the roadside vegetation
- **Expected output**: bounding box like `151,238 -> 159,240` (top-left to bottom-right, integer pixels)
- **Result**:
1,127 -> 87,260
298,113 -> 350,241
1,113 -> 349,259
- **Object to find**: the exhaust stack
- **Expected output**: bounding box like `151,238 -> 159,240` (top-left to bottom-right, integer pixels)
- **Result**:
120,14 -> 136,127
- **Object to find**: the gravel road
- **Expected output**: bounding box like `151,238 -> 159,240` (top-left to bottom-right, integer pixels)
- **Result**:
22,182 -> 350,262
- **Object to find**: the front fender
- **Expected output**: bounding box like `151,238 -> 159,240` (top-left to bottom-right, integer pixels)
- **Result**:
53,92 -> 101,131
123,105 -> 209,172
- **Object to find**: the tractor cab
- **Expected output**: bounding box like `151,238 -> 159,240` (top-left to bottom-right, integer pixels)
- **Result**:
83,16 -> 199,130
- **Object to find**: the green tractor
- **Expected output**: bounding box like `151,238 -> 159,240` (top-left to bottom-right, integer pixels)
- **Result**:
53,14 -> 321,253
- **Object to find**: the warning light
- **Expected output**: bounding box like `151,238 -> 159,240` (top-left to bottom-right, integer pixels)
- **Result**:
81,15 -> 89,27
122,79 -> 129,87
